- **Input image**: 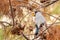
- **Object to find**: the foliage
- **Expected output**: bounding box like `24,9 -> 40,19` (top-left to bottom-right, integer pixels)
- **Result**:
51,1 -> 60,14
0,29 -> 4,40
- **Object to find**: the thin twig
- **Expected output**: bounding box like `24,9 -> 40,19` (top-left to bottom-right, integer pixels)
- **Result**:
9,0 -> 15,27
0,21 -> 12,26
45,0 -> 59,7
21,33 -> 30,40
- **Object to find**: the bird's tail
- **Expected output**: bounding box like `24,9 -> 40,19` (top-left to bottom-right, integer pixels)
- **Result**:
35,25 -> 39,35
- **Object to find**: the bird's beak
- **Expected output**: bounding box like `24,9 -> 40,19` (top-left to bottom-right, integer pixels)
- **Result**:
31,12 -> 35,16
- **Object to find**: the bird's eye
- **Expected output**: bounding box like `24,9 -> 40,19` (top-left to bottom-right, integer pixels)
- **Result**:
35,11 -> 38,13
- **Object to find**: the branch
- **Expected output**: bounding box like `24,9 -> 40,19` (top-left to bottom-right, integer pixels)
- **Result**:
18,31 -> 30,40
55,22 -> 60,24
21,33 -> 30,40
0,21 -> 12,26
9,0 -> 15,27
0,23 -> 6,27
44,0 -> 59,7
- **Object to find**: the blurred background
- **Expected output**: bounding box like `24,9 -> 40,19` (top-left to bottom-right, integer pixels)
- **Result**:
0,0 -> 60,40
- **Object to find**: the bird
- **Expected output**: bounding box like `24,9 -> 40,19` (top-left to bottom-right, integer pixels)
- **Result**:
34,11 -> 46,36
